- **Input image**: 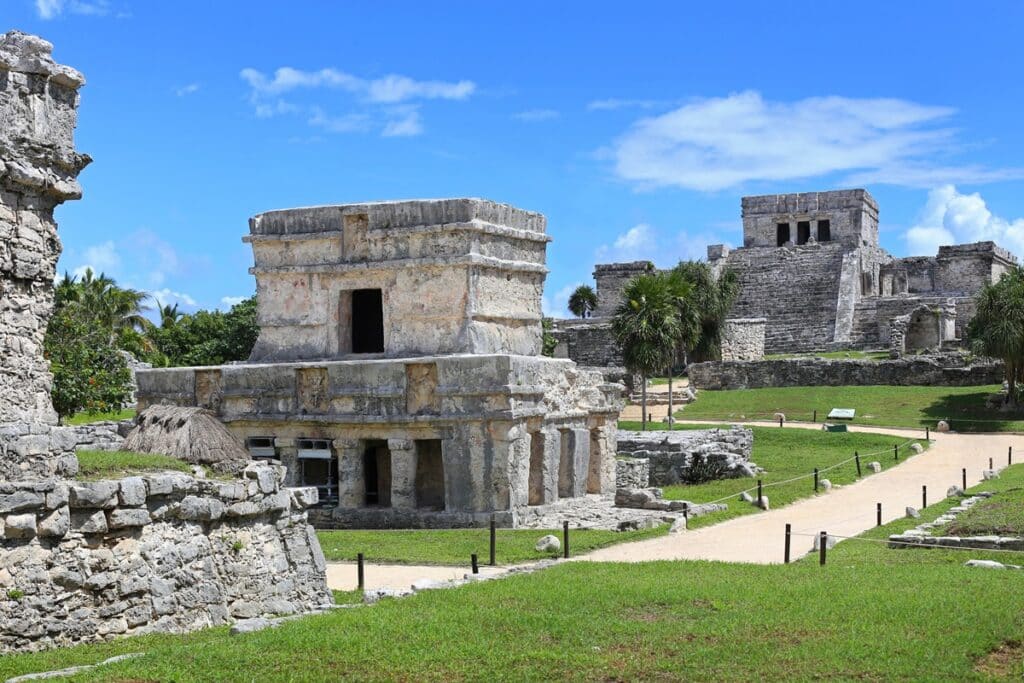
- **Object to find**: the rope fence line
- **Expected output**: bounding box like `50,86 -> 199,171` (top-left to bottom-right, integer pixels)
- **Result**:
667,411 -> 1024,426
787,530 -> 1024,555
698,437 -> 925,506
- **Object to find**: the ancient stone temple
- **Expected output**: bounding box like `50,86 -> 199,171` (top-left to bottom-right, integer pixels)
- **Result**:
0,32 -> 331,653
0,30 -> 90,480
136,200 -> 623,528
554,189 -> 1018,366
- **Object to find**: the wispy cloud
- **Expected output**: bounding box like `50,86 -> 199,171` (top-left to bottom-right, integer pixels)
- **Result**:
542,282 -> 583,318
239,65 -> 475,138
219,296 -> 247,309
513,109 -> 559,122
607,91 -> 1022,192
35,0 -> 111,19
175,83 -> 200,97
594,223 -> 725,267
905,185 -> 1024,257
587,98 -> 662,111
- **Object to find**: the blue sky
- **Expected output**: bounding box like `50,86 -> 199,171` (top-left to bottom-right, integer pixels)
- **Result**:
7,1 -> 1024,317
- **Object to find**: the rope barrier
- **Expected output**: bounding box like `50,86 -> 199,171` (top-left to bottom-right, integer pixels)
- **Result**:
787,531 -> 1024,555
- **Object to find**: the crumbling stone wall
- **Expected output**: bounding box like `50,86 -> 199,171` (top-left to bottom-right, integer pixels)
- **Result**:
0,31 -> 90,480
592,261 -> 653,317
0,461 -> 331,653
616,427 -> 755,485
688,355 -> 1004,390
720,318 -> 766,361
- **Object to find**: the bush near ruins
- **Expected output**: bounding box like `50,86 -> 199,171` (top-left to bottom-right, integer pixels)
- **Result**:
148,295 -> 258,366
968,265 -> 1024,407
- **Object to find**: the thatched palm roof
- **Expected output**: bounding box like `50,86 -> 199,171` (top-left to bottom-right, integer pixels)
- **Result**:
123,405 -> 250,472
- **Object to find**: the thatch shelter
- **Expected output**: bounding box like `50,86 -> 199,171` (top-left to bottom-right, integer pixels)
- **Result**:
124,405 -> 251,473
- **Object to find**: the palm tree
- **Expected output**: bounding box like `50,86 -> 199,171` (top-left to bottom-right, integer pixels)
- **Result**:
75,268 -> 150,336
670,261 -> 740,362
612,273 -> 682,430
664,269 -> 701,425
969,266 -> 1024,407
157,300 -> 183,329
568,285 -> 599,318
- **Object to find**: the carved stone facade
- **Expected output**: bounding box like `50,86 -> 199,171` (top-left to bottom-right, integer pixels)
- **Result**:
0,31 -> 90,480
137,200 -> 622,528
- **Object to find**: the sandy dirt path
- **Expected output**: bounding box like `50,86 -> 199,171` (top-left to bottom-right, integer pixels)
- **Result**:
325,562 -> 505,591
581,422 -> 1021,564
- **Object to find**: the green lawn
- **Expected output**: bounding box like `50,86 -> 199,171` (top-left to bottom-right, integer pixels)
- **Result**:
679,384 -> 1024,432
619,423 -> 927,530
317,527 -> 668,566
5,472 -> 1024,681
65,408 -> 136,425
75,450 -> 192,479
947,486 -> 1024,537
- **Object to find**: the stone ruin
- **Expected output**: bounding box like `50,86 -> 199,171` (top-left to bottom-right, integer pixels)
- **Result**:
136,199 -> 624,528
0,31 -> 331,653
553,189 -> 1018,369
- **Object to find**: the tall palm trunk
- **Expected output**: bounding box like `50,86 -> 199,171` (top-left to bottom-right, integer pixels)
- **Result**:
641,375 -> 648,431
667,366 -> 673,431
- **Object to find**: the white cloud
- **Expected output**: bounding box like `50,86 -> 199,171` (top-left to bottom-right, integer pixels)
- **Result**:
76,240 -> 120,275
594,223 -> 724,267
175,83 -> 200,97
542,282 -> 582,318
35,0 -> 110,18
513,109 -> 559,122
595,224 -> 657,263
905,185 -> 1024,256
240,66 -> 473,137
149,288 -> 197,308
220,296 -> 247,309
587,98 -> 661,111
382,109 -> 423,137
608,91 -> 1021,192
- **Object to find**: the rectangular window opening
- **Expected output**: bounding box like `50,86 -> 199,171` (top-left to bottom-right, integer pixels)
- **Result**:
246,436 -> 276,460
362,439 -> 391,507
297,438 -> 337,507
414,440 -> 445,510
797,221 -> 811,245
776,223 -> 790,247
351,289 -> 384,354
558,430 -> 573,498
817,219 -> 831,242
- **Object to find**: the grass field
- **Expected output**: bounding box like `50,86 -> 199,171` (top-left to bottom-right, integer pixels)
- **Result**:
947,485 -> 1024,536
618,423 -> 926,530
75,450 -> 192,479
4,472 -> 1024,680
317,527 -> 668,566
65,408 -> 136,425
678,384 -> 1024,432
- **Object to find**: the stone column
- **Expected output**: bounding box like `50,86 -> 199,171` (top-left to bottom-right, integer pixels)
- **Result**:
273,437 -> 299,487
388,438 -> 416,510
0,31 -> 91,480
334,438 -> 364,508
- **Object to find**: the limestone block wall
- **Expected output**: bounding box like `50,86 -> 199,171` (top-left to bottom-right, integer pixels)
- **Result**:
591,261 -> 654,317
549,319 -> 624,367
720,318 -> 766,361
0,31 -> 90,481
614,457 -> 649,489
245,199 -> 550,362
0,462 -> 331,653
740,190 -> 879,249
616,427 -> 754,485
688,356 -> 1004,390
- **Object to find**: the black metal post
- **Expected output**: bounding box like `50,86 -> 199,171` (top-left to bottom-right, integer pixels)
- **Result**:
876,503 -> 882,527
819,531 -> 827,566
682,502 -> 689,523
989,457 -> 994,470
757,479 -> 763,506
922,485 -> 927,509
962,468 -> 967,491
471,553 -> 479,574
357,552 -> 365,590
814,468 -> 819,492
926,427 -> 930,441
855,451 -> 861,478
563,521 -> 570,559
489,518 -> 496,566
893,444 -> 898,461
1010,446 -> 1013,466
813,410 -> 817,423
779,415 -> 784,428
784,523 -> 791,564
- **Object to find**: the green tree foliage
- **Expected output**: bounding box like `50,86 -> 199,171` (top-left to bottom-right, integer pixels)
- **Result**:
45,304 -> 133,419
968,266 -> 1024,406
567,285 -> 599,318
669,261 -> 739,362
541,318 -> 559,357
149,296 -> 258,366
611,273 -> 681,429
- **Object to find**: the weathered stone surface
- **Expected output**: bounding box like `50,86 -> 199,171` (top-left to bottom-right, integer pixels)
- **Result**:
615,457 -> 649,489
867,461 -> 882,473
616,427 -> 755,486
535,534 -> 560,552
37,506 -> 69,537
4,513 -> 37,538
107,508 -> 151,528
69,482 -> 119,509
906,507 -> 921,519
118,477 -> 147,506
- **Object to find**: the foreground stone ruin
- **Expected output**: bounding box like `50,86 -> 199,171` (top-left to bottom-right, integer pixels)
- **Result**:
0,31 -> 331,653
137,199 -> 623,528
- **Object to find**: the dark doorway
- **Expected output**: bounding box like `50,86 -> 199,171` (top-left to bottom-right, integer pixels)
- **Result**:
414,440 -> 445,510
797,221 -> 811,245
352,289 -> 384,354
587,429 -> 602,494
558,430 -> 573,498
817,219 -> 831,242
776,223 -> 790,246
362,440 -> 391,506
296,438 -> 338,507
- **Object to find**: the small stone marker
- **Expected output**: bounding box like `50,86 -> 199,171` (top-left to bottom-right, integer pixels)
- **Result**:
669,517 -> 687,534
755,496 -> 769,511
936,420 -> 950,432
982,469 -> 1000,480
812,533 -> 838,551
535,534 -> 561,553
773,412 -> 786,423
947,485 -> 964,497
819,479 -> 832,492
739,491 -> 753,503
867,461 -> 882,473
910,443 -> 923,454
905,506 -> 920,519
965,559 -> 1008,570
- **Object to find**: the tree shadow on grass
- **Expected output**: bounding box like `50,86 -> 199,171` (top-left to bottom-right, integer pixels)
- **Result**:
921,389 -> 1024,433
